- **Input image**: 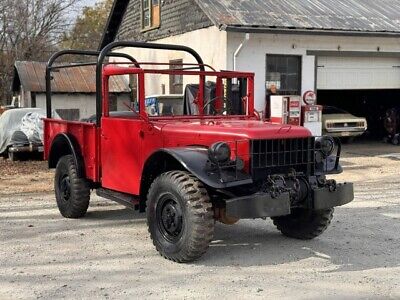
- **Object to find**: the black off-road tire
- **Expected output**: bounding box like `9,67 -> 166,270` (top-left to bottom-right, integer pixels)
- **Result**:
146,171 -> 214,263
55,155 -> 90,218
272,208 -> 334,240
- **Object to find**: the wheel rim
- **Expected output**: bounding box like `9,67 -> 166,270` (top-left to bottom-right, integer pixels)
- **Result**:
156,193 -> 184,243
59,174 -> 71,202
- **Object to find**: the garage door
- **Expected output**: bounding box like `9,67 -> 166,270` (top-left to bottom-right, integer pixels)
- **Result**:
317,56 -> 400,90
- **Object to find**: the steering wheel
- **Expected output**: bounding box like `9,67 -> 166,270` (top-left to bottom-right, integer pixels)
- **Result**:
203,96 -> 228,115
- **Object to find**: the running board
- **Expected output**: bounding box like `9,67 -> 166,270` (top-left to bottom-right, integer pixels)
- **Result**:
96,188 -> 140,210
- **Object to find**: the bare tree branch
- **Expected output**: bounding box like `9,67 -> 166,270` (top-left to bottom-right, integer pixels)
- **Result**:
0,0 -> 83,104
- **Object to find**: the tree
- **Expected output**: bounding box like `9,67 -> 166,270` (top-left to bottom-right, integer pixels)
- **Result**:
62,0 -> 113,51
0,0 -> 82,105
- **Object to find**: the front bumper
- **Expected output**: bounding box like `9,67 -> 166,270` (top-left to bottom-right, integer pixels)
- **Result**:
9,144 -> 44,153
225,182 -> 354,219
313,182 -> 354,210
324,129 -> 366,137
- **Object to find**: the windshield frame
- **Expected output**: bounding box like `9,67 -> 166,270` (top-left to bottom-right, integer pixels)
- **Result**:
102,65 -> 256,121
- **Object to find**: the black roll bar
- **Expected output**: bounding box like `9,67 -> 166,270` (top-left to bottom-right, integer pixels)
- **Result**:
46,41 -> 205,126
95,41 -> 205,125
46,50 -> 139,119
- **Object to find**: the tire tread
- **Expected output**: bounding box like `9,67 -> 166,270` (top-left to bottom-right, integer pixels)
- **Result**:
146,171 -> 214,263
55,155 -> 90,218
272,208 -> 334,240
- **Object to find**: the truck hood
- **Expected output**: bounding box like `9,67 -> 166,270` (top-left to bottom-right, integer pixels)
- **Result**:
159,119 -> 311,144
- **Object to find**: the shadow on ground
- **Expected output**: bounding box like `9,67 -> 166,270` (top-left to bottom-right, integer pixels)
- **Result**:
199,204 -> 400,272
341,140 -> 400,158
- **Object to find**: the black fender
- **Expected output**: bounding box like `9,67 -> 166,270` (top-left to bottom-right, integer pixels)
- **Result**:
48,133 -> 85,177
315,156 -> 343,176
315,137 -> 343,175
143,147 -> 252,190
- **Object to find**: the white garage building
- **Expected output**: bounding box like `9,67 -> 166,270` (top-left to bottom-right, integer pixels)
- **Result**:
100,0 -> 400,135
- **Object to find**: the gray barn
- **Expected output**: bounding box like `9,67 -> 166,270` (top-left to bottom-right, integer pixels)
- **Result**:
12,61 -> 131,121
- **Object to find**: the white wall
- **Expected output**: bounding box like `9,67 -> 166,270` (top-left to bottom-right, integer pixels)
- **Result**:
20,87 -> 31,107
36,94 -> 97,119
116,26 -> 227,96
227,32 -> 400,111
36,93 -> 130,120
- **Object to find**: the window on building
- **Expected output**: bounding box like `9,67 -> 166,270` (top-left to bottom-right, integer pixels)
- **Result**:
266,55 -> 301,95
31,93 -> 36,108
142,0 -> 160,30
109,94 -> 118,112
169,59 -> 183,94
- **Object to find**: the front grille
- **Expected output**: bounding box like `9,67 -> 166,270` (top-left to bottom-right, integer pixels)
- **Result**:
327,122 -> 359,128
250,137 -> 315,176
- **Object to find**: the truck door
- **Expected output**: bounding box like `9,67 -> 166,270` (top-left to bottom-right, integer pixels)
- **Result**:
100,114 -> 143,195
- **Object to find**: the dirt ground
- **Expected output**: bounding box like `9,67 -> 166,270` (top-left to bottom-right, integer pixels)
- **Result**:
0,158 -> 53,195
0,142 -> 399,299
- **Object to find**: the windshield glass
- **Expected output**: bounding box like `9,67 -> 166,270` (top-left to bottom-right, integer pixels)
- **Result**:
105,67 -> 253,119
139,71 -> 251,117
323,106 -> 349,115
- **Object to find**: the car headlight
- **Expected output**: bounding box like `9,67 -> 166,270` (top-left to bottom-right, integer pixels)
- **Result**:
316,136 -> 335,157
208,142 -> 231,164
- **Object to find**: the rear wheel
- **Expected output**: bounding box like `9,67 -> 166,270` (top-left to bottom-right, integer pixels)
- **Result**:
272,208 -> 334,240
146,171 -> 214,263
55,155 -> 90,218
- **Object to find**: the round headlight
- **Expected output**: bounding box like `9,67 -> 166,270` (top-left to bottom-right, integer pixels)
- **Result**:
316,136 -> 335,157
208,142 -> 231,164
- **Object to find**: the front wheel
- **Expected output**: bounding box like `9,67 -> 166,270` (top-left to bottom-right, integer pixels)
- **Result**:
55,155 -> 90,218
272,208 -> 334,240
146,171 -> 214,263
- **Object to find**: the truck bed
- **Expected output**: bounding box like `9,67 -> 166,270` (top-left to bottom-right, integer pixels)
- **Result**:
43,119 -> 100,181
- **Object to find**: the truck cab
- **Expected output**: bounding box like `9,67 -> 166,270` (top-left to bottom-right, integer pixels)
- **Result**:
44,42 -> 354,263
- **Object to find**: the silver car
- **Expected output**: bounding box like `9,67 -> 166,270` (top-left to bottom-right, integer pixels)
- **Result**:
0,108 -> 53,160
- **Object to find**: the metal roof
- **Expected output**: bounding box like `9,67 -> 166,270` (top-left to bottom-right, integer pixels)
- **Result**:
13,61 -> 130,93
194,0 -> 400,34
99,0 -> 400,49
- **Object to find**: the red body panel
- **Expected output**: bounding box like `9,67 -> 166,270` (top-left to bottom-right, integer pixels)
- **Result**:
100,117 -> 143,194
44,119 -> 100,181
160,119 -> 309,141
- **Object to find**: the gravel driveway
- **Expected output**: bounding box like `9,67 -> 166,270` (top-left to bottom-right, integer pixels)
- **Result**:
0,142 -> 399,299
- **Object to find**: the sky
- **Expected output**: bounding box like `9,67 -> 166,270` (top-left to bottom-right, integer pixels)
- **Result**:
70,0 -> 102,20
74,0 -> 100,15
81,0 -> 99,7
